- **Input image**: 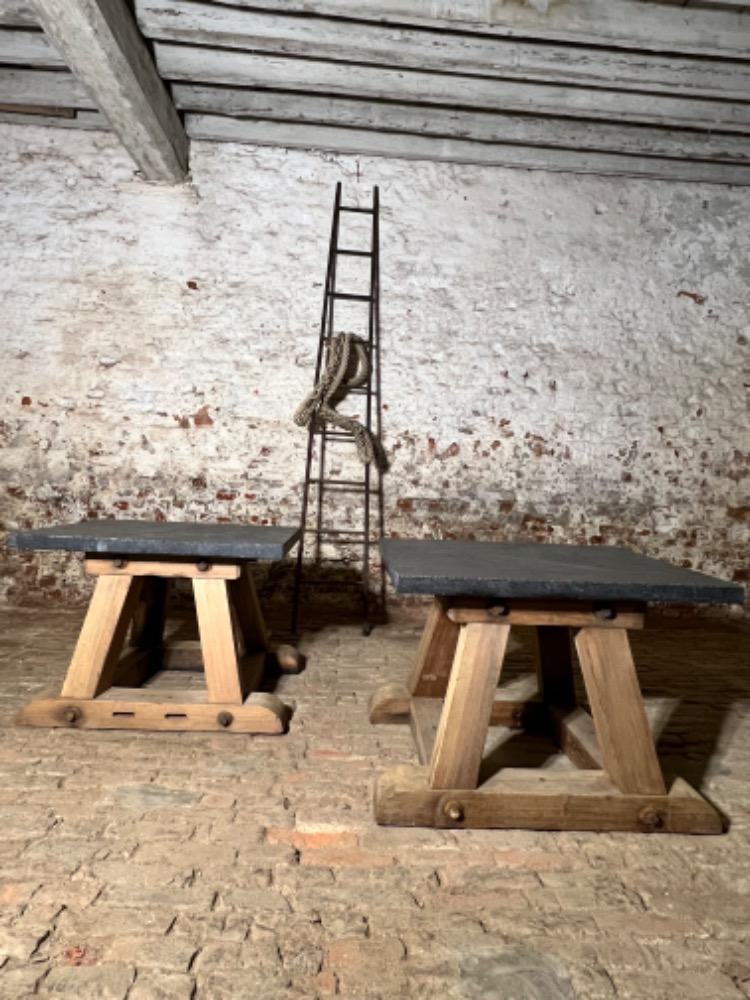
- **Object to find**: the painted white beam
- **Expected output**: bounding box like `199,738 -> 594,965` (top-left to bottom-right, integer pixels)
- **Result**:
0,28 -> 65,65
0,108 -> 107,128
137,0 -> 750,102
0,67 -> 93,107
204,0 -> 750,57
156,44 -> 750,134
173,84 -> 750,165
0,1 -> 38,26
185,113 -> 750,186
32,0 -> 188,182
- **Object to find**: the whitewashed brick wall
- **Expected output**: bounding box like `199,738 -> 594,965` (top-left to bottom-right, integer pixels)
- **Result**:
1,123 -> 747,606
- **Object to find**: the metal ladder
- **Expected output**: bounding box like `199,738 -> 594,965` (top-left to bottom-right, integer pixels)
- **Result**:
291,183 -> 385,636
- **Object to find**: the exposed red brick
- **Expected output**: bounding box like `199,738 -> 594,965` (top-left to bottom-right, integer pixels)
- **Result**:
266,828 -> 359,850
193,405 -> 213,427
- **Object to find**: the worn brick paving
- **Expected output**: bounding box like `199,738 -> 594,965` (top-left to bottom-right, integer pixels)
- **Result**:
0,606 -> 749,999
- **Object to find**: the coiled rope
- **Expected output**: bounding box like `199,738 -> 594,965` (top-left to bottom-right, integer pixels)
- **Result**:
294,333 -> 387,470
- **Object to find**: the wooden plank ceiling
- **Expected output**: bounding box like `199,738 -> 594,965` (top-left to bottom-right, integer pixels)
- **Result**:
1,0 -> 750,183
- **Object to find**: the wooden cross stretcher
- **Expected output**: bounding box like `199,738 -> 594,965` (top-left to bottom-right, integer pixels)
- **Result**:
370,539 -> 743,834
10,521 -> 302,734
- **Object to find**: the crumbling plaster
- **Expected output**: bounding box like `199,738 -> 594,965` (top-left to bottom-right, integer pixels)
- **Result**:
0,123 -> 748,606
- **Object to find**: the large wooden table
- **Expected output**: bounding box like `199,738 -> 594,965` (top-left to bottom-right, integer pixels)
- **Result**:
370,539 -> 743,834
8,520 -> 301,735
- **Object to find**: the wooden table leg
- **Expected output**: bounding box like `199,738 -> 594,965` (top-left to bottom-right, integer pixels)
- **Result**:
193,577 -> 245,704
113,576 -> 168,688
369,597 -> 460,723
60,575 -> 143,698
430,623 -> 510,789
576,627 -> 666,795
130,577 -> 168,651
535,626 -> 575,710
408,598 -> 461,697
229,564 -> 303,674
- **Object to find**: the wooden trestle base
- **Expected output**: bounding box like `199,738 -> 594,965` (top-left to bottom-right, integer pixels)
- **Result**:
16,556 -> 303,735
369,598 -> 723,834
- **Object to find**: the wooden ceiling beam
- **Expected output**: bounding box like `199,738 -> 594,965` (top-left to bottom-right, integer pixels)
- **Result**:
32,0 -> 188,182
203,0 -> 750,58
0,1 -> 38,27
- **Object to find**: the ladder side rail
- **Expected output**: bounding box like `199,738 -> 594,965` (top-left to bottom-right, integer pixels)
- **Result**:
315,282 -> 335,561
372,186 -> 387,611
361,186 -> 380,631
291,182 -> 343,634
314,189 -> 342,562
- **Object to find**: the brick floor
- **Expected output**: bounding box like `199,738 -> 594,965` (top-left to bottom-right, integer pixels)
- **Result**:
0,606 -> 749,999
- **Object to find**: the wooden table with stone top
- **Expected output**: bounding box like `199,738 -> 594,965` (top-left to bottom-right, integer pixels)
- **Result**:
8,520 -> 302,735
370,539 -> 744,834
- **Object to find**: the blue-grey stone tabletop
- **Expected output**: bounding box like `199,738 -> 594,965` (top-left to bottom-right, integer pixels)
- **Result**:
380,538 -> 744,604
7,520 -> 301,561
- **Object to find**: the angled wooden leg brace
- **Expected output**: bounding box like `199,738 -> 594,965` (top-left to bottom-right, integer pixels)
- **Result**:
370,598 -> 721,833
17,558 -> 302,734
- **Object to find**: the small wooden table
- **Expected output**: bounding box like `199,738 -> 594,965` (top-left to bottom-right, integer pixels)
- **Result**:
370,539 -> 743,834
9,520 -> 302,735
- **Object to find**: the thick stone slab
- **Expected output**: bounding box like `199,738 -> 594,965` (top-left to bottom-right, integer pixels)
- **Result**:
380,539 -> 744,605
7,520 -> 300,560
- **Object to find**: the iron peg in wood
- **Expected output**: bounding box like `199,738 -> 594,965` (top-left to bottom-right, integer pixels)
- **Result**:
443,800 -> 465,823
594,605 -> 617,621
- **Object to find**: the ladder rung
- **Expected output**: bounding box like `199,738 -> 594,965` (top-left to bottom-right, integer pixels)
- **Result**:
296,579 -> 366,590
340,206 -> 374,214
337,248 -> 373,257
318,430 -> 355,440
310,478 -> 365,486
310,487 -> 367,495
307,528 -> 367,538
326,291 -> 373,302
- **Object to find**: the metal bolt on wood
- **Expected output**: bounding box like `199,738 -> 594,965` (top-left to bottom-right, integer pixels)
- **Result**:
489,604 -> 509,618
638,807 -> 664,830
63,706 -> 81,724
113,558 -> 127,569
217,711 -> 234,728
197,560 -> 211,572
594,606 -> 617,621
443,800 -> 465,822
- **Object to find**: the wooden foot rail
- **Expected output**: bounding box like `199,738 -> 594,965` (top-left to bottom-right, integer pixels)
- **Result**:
370,597 -> 722,834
